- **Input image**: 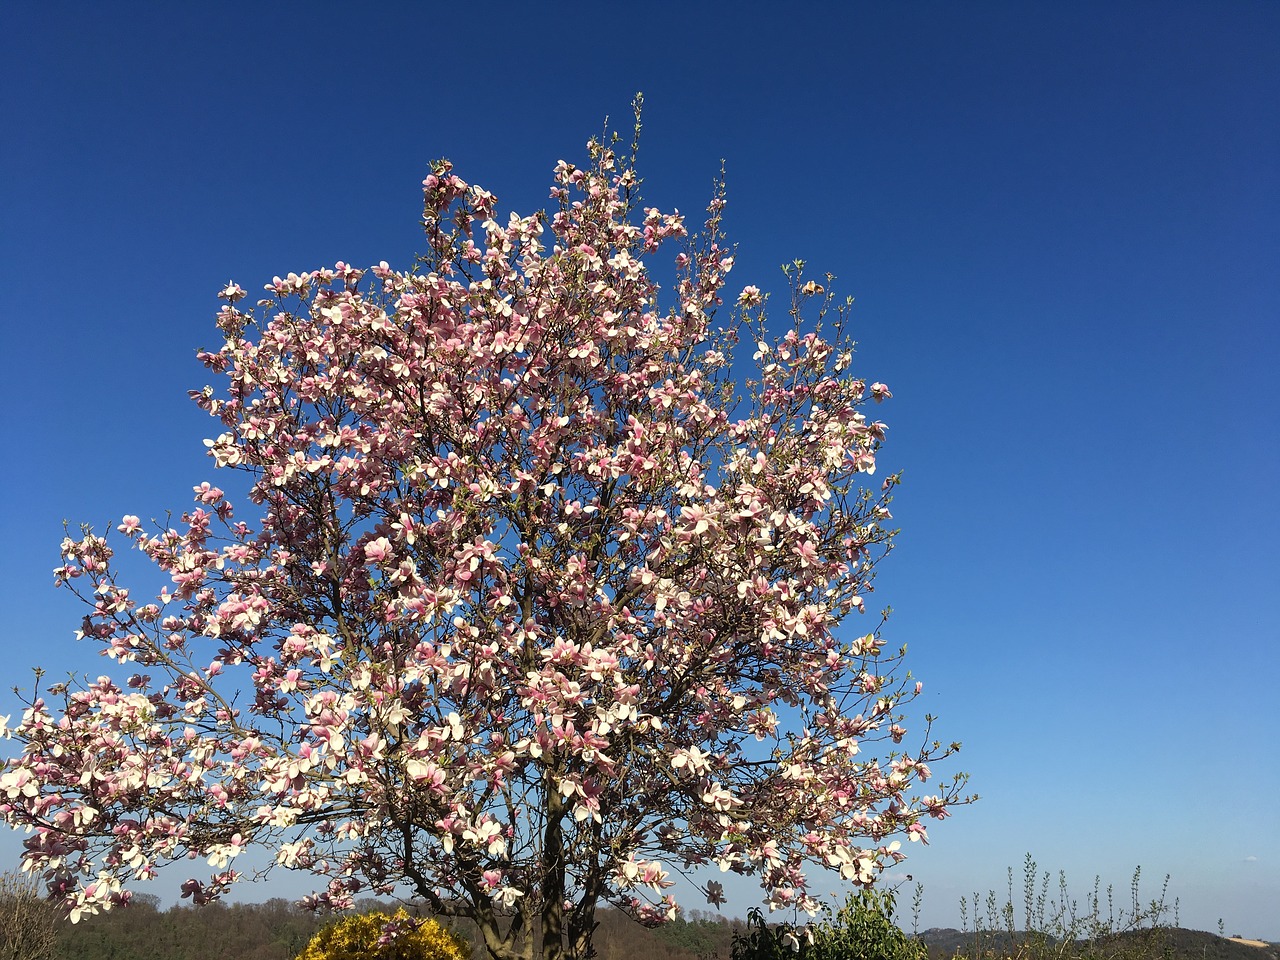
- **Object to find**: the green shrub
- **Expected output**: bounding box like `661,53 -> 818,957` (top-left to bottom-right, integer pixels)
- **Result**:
295,909 -> 469,960
731,888 -> 925,960
730,908 -> 795,960
816,890 -> 927,960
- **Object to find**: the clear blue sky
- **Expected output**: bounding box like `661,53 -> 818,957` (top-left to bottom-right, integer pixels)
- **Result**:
2,0 -> 1276,940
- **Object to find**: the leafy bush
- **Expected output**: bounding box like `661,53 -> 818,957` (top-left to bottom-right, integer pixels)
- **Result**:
731,888 -> 925,960
295,909 -> 468,960
730,908 -> 795,960
818,890 -> 927,960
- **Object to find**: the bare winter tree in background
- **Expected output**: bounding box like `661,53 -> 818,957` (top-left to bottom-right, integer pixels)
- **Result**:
0,871 -> 59,960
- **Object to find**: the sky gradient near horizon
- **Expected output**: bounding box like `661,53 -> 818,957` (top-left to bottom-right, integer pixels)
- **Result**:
2,1 -> 1277,940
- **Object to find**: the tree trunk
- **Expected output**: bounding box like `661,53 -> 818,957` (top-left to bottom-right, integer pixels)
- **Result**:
540,776 -> 566,960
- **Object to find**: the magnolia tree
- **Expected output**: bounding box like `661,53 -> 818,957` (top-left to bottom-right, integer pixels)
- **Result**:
1,113 -> 968,960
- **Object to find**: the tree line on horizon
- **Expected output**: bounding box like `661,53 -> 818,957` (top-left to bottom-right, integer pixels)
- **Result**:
19,894 -> 747,960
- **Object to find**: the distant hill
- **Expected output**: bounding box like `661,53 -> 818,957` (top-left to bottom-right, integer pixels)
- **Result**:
1145,928 -> 1279,960
915,927 -> 1279,960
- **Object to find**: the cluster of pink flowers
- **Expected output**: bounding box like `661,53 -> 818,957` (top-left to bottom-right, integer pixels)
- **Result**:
1,126 -> 967,957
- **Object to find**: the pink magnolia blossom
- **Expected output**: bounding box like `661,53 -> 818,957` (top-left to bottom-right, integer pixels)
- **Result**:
364,537 -> 394,564
1,108 -> 969,960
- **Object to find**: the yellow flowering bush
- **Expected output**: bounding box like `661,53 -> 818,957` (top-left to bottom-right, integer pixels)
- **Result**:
296,908 -> 469,960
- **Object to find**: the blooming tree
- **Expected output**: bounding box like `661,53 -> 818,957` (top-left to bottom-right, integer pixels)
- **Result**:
0,111 -> 968,960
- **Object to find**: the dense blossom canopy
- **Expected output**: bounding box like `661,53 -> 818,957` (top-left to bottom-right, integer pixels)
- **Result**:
1,114 -> 968,960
